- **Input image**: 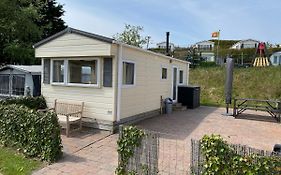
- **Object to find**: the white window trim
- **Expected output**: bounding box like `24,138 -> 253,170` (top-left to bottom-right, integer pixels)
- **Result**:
179,69 -> 184,85
171,66 -> 178,102
122,60 -> 136,88
50,59 -> 66,85
50,58 -> 100,88
161,65 -> 168,80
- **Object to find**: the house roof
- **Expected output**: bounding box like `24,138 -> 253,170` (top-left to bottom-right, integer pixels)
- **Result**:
33,27 -> 114,48
0,65 -> 42,74
156,42 -> 175,46
34,27 -> 190,64
194,40 -> 214,45
271,51 -> 281,55
231,39 -> 260,47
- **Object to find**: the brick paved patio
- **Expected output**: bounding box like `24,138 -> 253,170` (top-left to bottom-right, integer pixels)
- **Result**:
32,106 -> 281,175
33,129 -> 118,175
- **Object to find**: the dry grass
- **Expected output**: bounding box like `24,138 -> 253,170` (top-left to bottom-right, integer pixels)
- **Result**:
189,66 -> 281,106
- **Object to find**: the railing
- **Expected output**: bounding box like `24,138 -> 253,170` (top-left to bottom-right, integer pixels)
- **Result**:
118,126 -> 189,175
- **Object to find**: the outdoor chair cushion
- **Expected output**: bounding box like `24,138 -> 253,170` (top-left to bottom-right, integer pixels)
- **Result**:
57,114 -> 81,123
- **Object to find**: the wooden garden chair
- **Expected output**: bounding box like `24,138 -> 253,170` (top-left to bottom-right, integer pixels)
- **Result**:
51,99 -> 84,137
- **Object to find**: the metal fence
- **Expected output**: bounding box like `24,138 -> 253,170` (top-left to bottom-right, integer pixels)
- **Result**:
118,126 -> 189,175
190,139 -> 278,175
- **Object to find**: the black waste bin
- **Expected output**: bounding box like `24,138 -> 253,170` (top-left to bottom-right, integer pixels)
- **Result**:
178,86 -> 200,109
164,98 -> 173,114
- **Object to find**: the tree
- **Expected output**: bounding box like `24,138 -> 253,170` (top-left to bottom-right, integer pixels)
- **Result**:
36,0 -> 67,39
0,0 -> 42,65
113,24 -> 148,47
0,0 -> 66,65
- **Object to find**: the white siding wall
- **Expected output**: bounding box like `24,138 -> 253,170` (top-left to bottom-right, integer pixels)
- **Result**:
120,47 -> 189,119
42,84 -> 114,121
35,33 -> 111,58
36,33 -> 116,122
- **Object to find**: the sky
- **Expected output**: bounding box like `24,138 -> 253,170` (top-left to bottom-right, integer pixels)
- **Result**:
57,0 -> 281,47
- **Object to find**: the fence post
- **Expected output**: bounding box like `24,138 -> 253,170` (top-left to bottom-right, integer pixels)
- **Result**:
118,125 -> 123,166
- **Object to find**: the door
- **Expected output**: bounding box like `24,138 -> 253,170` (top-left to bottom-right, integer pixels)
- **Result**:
172,67 -> 178,101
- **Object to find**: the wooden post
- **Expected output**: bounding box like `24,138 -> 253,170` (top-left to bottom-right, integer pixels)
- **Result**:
160,96 -> 163,114
233,98 -> 237,117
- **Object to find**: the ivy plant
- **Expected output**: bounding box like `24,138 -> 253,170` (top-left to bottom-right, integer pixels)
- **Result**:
116,126 -> 145,175
200,134 -> 281,175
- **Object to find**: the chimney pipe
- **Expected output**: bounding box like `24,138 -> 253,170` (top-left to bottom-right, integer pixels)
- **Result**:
166,32 -> 170,56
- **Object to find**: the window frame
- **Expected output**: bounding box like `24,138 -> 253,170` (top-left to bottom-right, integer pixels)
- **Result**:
67,58 -> 100,87
0,74 -> 10,96
122,60 -> 136,88
50,59 -> 66,85
179,69 -> 184,85
11,74 -> 26,96
50,58 -> 100,87
161,66 -> 168,80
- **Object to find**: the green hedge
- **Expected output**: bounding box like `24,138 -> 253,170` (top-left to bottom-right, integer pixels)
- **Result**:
0,96 -> 47,110
201,135 -> 281,174
0,104 -> 62,162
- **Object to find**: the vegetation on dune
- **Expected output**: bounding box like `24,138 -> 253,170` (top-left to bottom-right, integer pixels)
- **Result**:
189,66 -> 281,106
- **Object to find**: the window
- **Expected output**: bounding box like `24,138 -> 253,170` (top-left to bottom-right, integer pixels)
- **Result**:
162,68 -> 167,79
123,61 -> 135,85
51,58 -> 100,87
52,60 -> 64,83
179,70 -> 183,84
274,56 -> 278,64
12,75 -> 25,96
0,75 -> 9,95
273,56 -> 278,64
69,60 -> 97,84
43,59 -> 50,84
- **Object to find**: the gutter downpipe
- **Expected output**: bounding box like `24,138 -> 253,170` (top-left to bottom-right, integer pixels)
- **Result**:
116,42 -> 123,122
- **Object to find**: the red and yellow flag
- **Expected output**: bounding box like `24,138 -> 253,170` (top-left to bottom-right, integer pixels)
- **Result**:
212,31 -> 220,38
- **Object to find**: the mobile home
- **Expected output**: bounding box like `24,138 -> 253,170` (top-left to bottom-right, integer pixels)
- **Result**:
34,27 -> 190,131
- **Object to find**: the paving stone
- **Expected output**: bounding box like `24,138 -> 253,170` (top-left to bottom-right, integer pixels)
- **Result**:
33,107 -> 281,175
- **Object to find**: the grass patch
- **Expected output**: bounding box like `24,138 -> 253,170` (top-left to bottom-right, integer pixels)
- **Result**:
0,146 -> 42,175
189,66 -> 281,106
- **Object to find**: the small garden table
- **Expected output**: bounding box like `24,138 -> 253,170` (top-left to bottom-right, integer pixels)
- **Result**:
233,98 -> 281,122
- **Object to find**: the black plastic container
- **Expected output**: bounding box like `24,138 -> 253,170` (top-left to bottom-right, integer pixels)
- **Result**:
178,86 -> 200,109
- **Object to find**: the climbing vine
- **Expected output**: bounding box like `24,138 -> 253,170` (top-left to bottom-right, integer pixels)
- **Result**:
200,134 -> 281,174
116,126 -> 145,175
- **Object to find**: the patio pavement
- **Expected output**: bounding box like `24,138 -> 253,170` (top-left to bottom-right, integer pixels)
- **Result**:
33,106 -> 281,175
33,129 -> 118,175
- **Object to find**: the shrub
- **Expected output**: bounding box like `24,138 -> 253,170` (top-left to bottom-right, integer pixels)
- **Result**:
0,104 -> 62,162
200,134 -> 281,174
199,62 -> 217,67
0,96 -> 47,110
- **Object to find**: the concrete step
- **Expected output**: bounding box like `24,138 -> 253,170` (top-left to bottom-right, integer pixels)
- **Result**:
173,106 -> 187,111
173,103 -> 183,107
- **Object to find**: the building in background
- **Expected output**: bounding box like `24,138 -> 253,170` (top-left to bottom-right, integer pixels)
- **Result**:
0,65 -> 41,98
192,40 -> 215,62
269,51 -> 281,66
156,42 -> 175,52
230,39 -> 259,49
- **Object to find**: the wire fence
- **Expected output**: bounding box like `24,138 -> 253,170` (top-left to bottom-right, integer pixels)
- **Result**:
118,126 -> 189,175
190,139 -> 279,175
